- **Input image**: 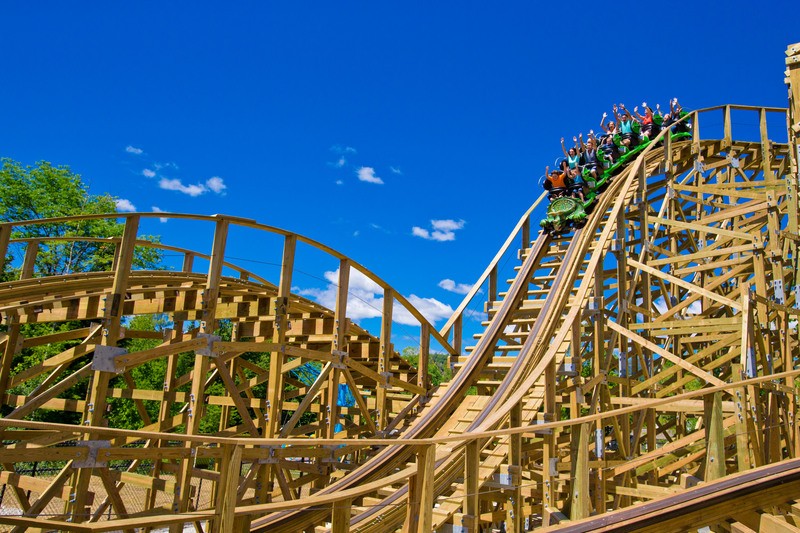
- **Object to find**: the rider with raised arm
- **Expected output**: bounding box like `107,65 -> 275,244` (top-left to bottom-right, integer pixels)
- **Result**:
544,165 -> 570,199
615,103 -> 640,150
578,134 -> 605,186
598,112 -> 621,163
561,137 -> 581,171
632,102 -> 659,140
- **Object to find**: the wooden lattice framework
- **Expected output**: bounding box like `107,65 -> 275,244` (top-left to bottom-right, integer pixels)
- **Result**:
1,42 -> 800,533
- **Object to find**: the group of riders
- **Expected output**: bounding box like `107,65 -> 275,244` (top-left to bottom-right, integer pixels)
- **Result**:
544,98 -> 689,202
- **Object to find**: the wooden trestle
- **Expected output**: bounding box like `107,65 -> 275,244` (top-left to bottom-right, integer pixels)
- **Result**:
1,42 -> 800,532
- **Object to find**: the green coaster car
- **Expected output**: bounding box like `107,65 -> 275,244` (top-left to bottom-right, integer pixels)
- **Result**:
540,195 -> 587,234
539,127 -> 691,235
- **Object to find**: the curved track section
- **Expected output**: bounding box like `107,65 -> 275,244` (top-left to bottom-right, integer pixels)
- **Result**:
1,91 -> 799,533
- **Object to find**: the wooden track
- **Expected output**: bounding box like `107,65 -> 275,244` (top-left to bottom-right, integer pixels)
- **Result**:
1,42 -> 800,533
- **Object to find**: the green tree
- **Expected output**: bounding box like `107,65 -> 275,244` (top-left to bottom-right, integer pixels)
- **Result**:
0,158 -> 162,277
0,158 -> 165,424
401,346 -> 452,387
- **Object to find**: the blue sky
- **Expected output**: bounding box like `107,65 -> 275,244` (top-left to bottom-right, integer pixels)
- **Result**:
1,2 -> 795,351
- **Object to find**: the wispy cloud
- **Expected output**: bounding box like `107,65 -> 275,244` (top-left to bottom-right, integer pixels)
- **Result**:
390,166 -> 402,174
357,167 -> 383,184
206,176 -> 226,194
330,145 -> 357,154
151,206 -> 168,223
438,279 -> 474,295
296,267 -> 453,325
125,146 -> 143,155
159,178 -> 207,197
142,169 -> 156,178
158,176 -> 227,197
115,199 -> 137,212
336,180 -> 343,185
412,219 -> 466,241
329,156 -> 346,168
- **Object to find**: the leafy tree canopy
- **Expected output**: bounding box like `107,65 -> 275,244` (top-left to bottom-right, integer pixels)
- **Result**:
0,158 -> 162,277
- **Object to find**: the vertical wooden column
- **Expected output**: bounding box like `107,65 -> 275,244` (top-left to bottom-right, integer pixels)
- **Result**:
542,359 -> 556,525
215,444 -> 243,533
452,314 -> 463,358
0,223 -> 11,276
723,105 -> 732,150
267,234 -> 296,438
731,364 -> 752,472
331,497 -> 352,533
506,402 -> 522,533
416,444 -> 435,533
418,322 -> 430,393
785,43 -> 800,316
691,111 -> 701,158
488,266 -> 498,306
326,259 -> 350,440
463,439 -> 480,533
570,423 -> 590,521
521,212 -> 530,251
377,288 -> 393,430
704,392 -> 725,482
70,215 -> 140,522
175,218 -> 229,528
0,239 -> 36,405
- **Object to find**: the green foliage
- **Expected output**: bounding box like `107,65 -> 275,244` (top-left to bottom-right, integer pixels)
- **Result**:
401,346 -> 452,387
0,158 -> 163,277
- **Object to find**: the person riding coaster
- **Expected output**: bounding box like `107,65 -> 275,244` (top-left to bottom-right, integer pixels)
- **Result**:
632,102 -> 661,141
543,165 -> 571,200
614,103 -> 641,151
578,134 -> 606,184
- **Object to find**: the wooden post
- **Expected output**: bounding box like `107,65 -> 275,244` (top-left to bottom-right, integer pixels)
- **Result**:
215,444 -> 243,533
570,423 -> 591,520
542,359 -> 556,525
419,322 -> 430,393
723,105 -> 732,149
463,439 -> 480,533
417,444 -> 435,533
521,212 -> 530,251
506,402 -> 522,533
331,497 -> 352,533
0,223 -> 11,276
327,259 -> 350,439
453,314 -> 463,357
488,266 -> 498,305
704,391 -> 725,482
267,234 -> 296,438
378,287 -> 393,430
70,215 -> 140,522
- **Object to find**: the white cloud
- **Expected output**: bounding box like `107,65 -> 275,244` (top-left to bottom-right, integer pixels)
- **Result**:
438,279 -> 473,295
126,146 -> 143,155
206,176 -> 226,194
296,267 -> 452,325
412,227 -> 430,239
159,178 -> 207,197
336,180 -> 343,185
412,219 -> 466,241
432,219 -> 465,231
330,145 -> 357,154
396,295 -> 454,325
390,166 -> 402,174
115,199 -> 136,212
357,167 -> 384,184
142,169 -> 156,178
353,230 -> 359,236
329,156 -> 346,168
151,206 -> 168,223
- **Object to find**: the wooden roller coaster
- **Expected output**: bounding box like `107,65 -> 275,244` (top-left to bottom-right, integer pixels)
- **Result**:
1,43 -> 800,533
